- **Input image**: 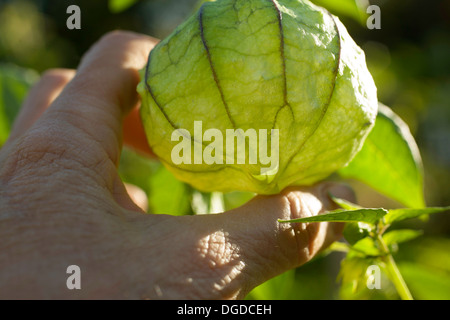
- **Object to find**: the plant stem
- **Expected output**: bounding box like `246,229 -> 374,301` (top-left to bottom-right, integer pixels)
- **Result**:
376,234 -> 413,300
210,191 -> 225,214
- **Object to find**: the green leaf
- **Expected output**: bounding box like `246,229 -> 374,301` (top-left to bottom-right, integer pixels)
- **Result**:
119,148 -> 194,215
399,237 -> 450,278
328,241 -> 350,253
148,165 -> 193,215
338,256 -> 373,294
331,197 -> 371,245
223,191 -> 255,211
398,262 -> 450,300
311,0 -> 368,25
246,269 -> 296,300
279,208 -> 387,225
120,148 -> 196,216
382,229 -> 423,246
330,195 -> 363,210
384,206 -> 450,225
108,0 -> 138,13
343,222 -> 371,245
351,237 -> 381,257
119,148 -> 160,193
339,104 -> 425,208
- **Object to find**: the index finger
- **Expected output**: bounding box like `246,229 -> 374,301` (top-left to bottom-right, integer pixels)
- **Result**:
40,31 -> 158,165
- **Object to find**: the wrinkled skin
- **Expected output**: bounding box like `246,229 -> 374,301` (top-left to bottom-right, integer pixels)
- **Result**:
0,31 -> 354,299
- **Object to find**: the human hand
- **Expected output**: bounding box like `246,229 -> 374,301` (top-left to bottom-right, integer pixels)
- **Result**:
0,31 -> 353,299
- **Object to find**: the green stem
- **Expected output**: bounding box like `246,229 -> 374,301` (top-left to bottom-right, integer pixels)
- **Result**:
376,234 -> 413,300
210,191 -> 225,214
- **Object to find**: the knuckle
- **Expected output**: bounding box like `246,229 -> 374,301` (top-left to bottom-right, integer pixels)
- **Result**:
0,132 -> 66,207
40,69 -> 65,80
39,69 -> 75,85
0,128 -> 107,204
76,30 -> 139,83
99,30 -> 132,44
2,123 -> 91,178
4,131 -> 65,174
92,30 -> 138,58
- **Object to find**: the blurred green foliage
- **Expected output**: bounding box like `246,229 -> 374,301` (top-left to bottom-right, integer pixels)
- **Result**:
0,0 -> 449,300
0,63 -> 38,145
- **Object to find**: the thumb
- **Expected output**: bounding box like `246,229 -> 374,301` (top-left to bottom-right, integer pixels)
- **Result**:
136,182 -> 354,299
196,182 -> 354,298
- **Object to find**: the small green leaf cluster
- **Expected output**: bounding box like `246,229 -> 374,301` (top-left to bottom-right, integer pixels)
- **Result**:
280,196 -> 450,299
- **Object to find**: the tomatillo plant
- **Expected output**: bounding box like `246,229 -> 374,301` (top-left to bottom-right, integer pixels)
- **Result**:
279,196 -> 450,300
137,0 -> 450,300
138,0 -> 378,194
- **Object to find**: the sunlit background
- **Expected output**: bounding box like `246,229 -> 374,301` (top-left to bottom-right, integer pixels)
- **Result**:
0,0 -> 449,299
